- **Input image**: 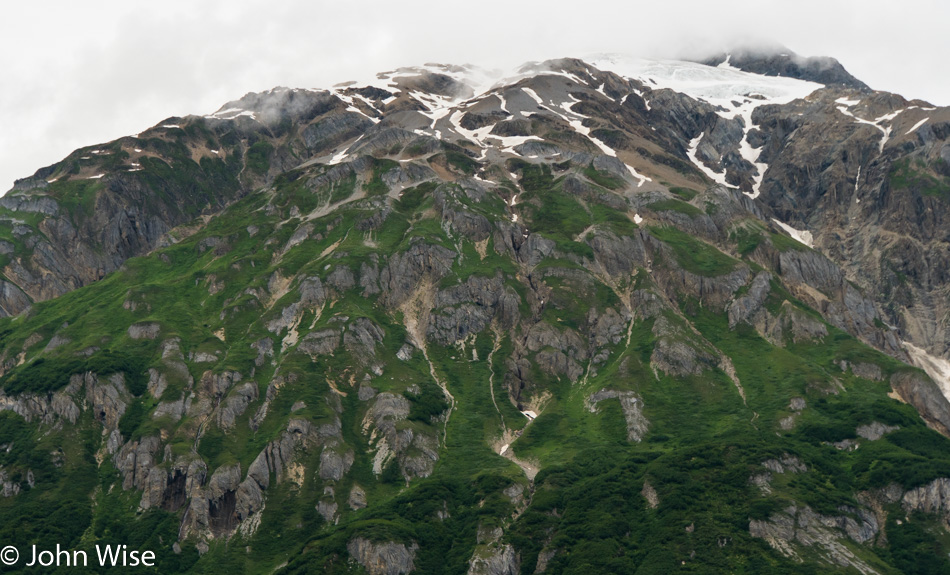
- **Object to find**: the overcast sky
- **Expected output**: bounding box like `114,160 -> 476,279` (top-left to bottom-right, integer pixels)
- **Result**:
2,0 -> 948,193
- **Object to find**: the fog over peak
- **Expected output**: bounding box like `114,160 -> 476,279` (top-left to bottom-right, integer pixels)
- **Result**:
2,0 -> 948,192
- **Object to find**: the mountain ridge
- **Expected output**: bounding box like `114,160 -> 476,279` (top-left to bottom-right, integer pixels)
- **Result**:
1,53 -> 950,573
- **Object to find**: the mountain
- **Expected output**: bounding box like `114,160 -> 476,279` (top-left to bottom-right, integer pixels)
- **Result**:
1,49 -> 950,574
697,45 -> 872,90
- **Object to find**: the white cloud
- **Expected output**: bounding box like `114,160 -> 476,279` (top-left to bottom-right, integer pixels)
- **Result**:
2,0 -> 948,192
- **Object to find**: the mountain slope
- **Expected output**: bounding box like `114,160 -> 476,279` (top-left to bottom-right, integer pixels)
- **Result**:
1,54 -> 950,574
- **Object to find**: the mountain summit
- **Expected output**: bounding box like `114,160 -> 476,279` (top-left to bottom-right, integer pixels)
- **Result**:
1,54 -> 950,573
697,44 -> 871,90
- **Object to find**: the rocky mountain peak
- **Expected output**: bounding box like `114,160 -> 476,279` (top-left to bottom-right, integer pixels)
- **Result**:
698,44 -> 871,91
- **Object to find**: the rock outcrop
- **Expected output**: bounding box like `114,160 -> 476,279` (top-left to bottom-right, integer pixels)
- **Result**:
347,538 -> 418,575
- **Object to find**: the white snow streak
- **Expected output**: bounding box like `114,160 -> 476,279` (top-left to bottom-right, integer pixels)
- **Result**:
687,134 -> 732,188
497,92 -> 509,113
903,342 -> 950,405
521,87 -> 544,105
328,150 -> 349,165
837,105 -> 904,152
835,97 -> 861,107
771,218 -> 814,248
590,55 -> 823,198
328,135 -> 364,166
449,110 -> 485,149
534,94 -> 651,187
905,118 -> 929,135
854,165 -> 861,202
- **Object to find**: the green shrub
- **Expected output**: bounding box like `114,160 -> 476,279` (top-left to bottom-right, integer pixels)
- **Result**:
669,186 -> 698,201
648,199 -> 702,217
246,141 -> 273,175
406,380 -> 449,423
649,226 -> 737,276
583,164 -> 624,190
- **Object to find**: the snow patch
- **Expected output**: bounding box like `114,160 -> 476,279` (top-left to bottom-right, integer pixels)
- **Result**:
497,92 -> 509,113
634,213 -> 643,224
161,124 -> 181,129
854,165 -> 862,201
591,56 -> 822,108
547,96 -> 651,187
489,134 -> 542,154
905,118 -> 929,135
836,105 -> 900,153
716,54 -> 735,70
449,109 -> 486,148
328,150 -> 349,165
333,91 -> 381,124
591,55 -> 823,198
771,218 -> 814,248
687,134 -> 732,188
521,410 -> 538,420
87,174 -> 105,180
522,87 -> 544,105
903,342 -> 950,405
835,97 -> 861,107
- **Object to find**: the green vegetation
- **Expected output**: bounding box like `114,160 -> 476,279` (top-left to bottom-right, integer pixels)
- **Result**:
365,158 -> 400,195
650,226 -> 737,276
668,186 -> 698,201
1,100 -> 950,575
769,231 -> 809,252
647,198 -> 703,217
730,223 -> 765,256
583,164 -> 624,190
246,141 -> 273,175
395,181 -> 438,212
48,179 -> 102,222
444,150 -> 478,175
888,157 -> 950,200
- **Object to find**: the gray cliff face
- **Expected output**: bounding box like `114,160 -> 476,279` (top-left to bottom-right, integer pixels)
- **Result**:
750,504 -> 882,574
347,538 -> 418,575
467,544 -> 519,575
587,389 -> 649,441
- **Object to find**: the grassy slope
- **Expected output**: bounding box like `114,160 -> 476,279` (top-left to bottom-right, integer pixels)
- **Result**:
0,158 -> 949,575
